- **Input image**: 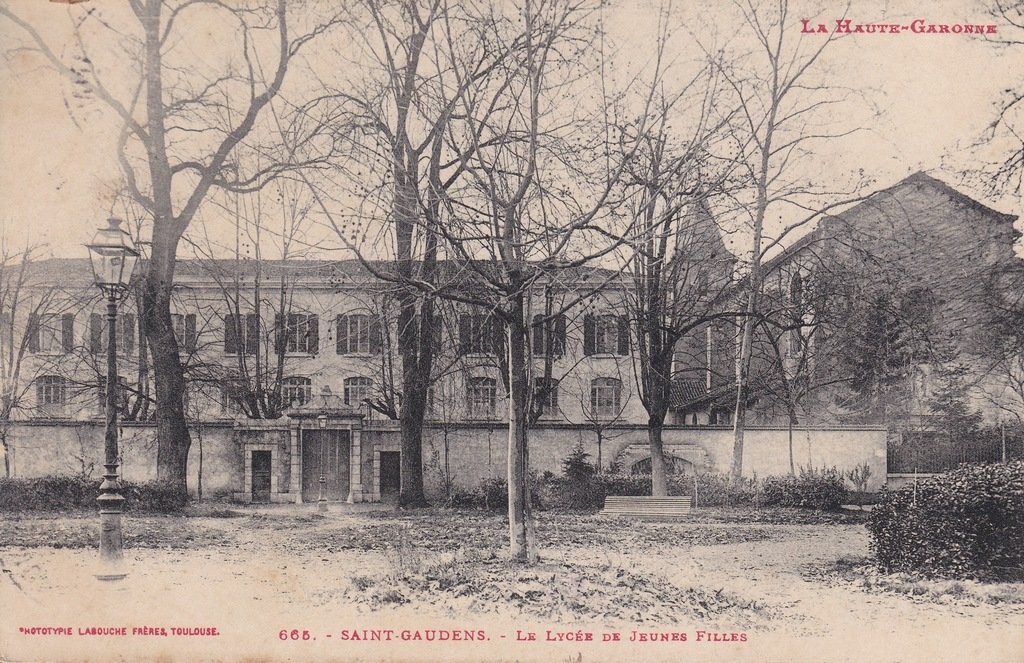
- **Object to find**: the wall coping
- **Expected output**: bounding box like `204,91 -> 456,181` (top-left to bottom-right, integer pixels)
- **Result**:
10,418 -> 237,429
10,418 -> 888,433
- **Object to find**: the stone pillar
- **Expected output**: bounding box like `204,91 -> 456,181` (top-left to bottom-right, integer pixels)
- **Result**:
242,447 -> 252,504
373,450 -> 381,503
290,426 -> 302,504
348,426 -> 362,503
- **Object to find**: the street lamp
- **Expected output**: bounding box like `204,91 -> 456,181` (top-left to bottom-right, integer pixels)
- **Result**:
317,413 -> 328,513
86,218 -> 139,581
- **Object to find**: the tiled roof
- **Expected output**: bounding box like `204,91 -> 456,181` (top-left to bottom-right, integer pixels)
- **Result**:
762,171 -> 1018,273
669,379 -> 736,410
25,257 -> 622,288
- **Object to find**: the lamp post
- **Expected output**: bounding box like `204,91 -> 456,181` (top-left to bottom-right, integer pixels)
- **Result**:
317,413 -> 328,512
86,218 -> 140,581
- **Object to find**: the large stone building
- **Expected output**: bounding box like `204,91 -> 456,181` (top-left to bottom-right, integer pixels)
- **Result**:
8,172 -> 1018,500
1,243 -> 891,501
743,172 -> 1023,473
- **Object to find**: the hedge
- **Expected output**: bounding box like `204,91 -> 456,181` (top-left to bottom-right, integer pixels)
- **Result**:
0,476 -> 187,513
454,466 -> 845,511
867,461 -> 1024,580
760,467 -> 847,511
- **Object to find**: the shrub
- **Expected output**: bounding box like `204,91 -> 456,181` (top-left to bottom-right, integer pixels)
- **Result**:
561,442 -> 596,482
670,472 -> 759,507
868,461 -> 1024,580
123,481 -> 188,513
760,466 -> 847,511
450,477 -> 541,511
0,475 -> 187,513
0,475 -> 95,510
480,477 -> 509,510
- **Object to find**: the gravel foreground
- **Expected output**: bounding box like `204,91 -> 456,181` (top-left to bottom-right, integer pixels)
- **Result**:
1,507 -> 1022,663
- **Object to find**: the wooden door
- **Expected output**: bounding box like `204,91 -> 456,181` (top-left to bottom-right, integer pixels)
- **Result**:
251,450 -> 272,503
380,451 -> 400,501
302,429 -> 350,502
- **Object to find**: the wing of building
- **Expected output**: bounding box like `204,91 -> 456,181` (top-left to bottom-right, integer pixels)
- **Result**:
734,172 -> 1022,477
2,173 -> 1018,499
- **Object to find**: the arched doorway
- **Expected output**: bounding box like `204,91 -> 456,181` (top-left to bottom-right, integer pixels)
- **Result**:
630,455 -> 694,475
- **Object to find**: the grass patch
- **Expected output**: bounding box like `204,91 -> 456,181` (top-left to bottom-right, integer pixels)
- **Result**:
0,513 -> 235,549
811,555 -> 1024,606
344,548 -> 777,628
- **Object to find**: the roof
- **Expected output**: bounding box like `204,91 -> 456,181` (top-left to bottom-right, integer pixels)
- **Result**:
762,171 -> 1018,273
25,257 -> 623,290
670,379 -> 737,410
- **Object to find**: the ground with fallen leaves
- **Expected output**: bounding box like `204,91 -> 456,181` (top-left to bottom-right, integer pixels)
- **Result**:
1,505 -> 1022,663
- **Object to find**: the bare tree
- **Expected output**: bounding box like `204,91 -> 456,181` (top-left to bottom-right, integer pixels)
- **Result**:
707,0 -> 863,482
0,0 -> 346,495
972,1 -> 1024,195
0,242 -> 65,476
415,0 -> 666,562
302,0 -> 581,508
614,43 -> 740,493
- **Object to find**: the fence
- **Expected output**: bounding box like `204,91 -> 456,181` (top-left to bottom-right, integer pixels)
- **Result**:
887,429 -> 1023,474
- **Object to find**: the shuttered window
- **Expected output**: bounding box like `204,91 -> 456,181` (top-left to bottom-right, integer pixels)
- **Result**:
274,313 -> 319,354
531,313 -> 566,357
583,314 -> 629,356
336,314 -> 382,354
224,313 -> 259,355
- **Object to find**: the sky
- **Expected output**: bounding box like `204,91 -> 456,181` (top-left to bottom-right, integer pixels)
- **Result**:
0,0 -> 1021,260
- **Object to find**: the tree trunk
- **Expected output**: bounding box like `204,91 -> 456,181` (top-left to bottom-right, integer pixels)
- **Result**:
1,428 -> 8,479
507,307 -> 537,563
143,258 -> 191,496
649,419 -> 668,496
731,299 -> 756,483
787,405 -> 798,475
396,287 -> 430,508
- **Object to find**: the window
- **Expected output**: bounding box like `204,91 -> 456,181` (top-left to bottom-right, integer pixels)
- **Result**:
172,313 -> 198,353
531,314 -> 566,357
336,314 -> 381,354
281,376 -> 312,407
275,313 -> 319,354
789,328 -> 804,356
590,377 -> 622,418
36,375 -> 68,407
224,313 -> 259,355
220,381 -> 248,415
583,314 -> 629,356
459,313 -> 501,356
789,271 -> 804,308
466,376 -> 498,419
89,312 -> 136,355
344,376 -> 373,407
709,407 -> 732,425
533,377 -> 559,415
29,313 -> 74,354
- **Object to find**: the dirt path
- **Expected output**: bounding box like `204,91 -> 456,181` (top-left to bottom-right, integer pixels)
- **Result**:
1,514 -> 1021,663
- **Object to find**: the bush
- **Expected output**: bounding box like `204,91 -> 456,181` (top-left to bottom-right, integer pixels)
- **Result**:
0,475 -> 95,510
450,477 -> 541,511
0,475 -> 187,513
123,481 -> 188,512
868,461 -> 1024,580
670,472 -> 759,507
760,466 -> 847,511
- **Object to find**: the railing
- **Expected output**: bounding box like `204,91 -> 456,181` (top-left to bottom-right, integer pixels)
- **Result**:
888,430 -> 1022,474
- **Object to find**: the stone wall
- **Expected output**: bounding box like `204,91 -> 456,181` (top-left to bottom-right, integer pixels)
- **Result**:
418,423 -> 887,499
2,420 -> 886,502
2,420 -> 240,497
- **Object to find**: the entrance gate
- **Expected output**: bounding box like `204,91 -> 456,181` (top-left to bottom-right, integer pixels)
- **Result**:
301,429 -> 351,502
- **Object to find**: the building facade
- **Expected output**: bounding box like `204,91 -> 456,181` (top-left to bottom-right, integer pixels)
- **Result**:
16,173 -> 1015,499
